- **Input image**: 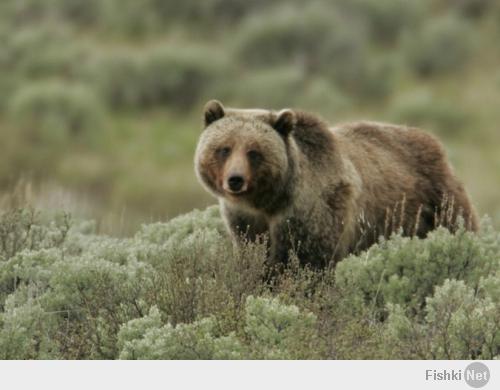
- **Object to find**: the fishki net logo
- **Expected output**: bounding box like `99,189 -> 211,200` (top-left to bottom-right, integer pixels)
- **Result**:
425,362 -> 490,388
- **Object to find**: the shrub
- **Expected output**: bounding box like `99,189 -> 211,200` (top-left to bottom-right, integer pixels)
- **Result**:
8,81 -> 105,147
44,254 -> 154,358
192,0 -> 272,24
296,77 -> 351,115
52,0 -> 103,26
137,209 -> 267,327
117,296 -> 320,359
390,90 -> 470,136
0,248 -> 62,309
136,206 -> 225,246
118,307 -> 244,359
404,15 -> 475,77
0,1 -> 52,27
244,296 -> 321,359
343,55 -> 397,100
0,209 -> 69,263
140,46 -> 228,109
83,51 -> 144,109
0,290 -> 59,359
97,0 -> 165,37
437,0 -> 494,18
95,0 -> 278,38
86,46 -> 228,110
234,4 -> 398,100
224,66 -> 306,108
235,4 -> 367,76
2,25 -> 85,80
340,0 -> 425,44
335,221 -> 499,320
0,206 -> 498,359
385,278 -> 500,359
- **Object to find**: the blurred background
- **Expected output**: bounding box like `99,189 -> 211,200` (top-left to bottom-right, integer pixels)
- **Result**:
0,0 -> 499,235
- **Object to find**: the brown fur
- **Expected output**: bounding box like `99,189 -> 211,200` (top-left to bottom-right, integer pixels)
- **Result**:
195,101 -> 479,269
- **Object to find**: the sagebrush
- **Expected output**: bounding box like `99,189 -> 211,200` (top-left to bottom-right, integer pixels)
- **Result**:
0,206 -> 498,359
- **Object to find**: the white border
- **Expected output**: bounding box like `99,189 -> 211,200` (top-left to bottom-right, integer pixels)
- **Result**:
0,360 -> 498,390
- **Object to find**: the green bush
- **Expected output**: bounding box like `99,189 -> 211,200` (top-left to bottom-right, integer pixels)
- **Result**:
0,206 -> 498,359
86,47 -> 228,110
8,81 -> 105,147
295,77 -> 351,115
385,278 -> 500,359
340,0 -> 425,44
97,0 -> 165,37
180,0 -> 272,25
437,0 -> 494,18
117,296 -> 320,359
45,253 -> 154,358
244,296 -> 321,359
136,206 -> 225,246
2,25 -> 85,80
404,15 -> 475,77
83,51 -> 144,109
0,290 -> 59,359
225,68 -> 353,111
234,4 -> 397,100
0,1 -> 52,27
390,90 -> 470,136
225,66 -> 306,108
52,0 -> 103,26
141,46 -> 229,109
335,222 -> 499,319
97,0 -> 267,36
344,55 -> 397,100
118,307 -> 244,359
235,4 -> 366,75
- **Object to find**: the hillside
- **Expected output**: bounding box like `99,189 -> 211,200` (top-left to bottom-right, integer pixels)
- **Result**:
0,0 -> 499,234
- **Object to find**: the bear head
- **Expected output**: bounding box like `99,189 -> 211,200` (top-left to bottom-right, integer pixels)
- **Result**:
195,99 -> 296,210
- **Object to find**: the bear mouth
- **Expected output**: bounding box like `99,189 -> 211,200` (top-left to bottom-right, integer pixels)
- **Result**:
225,189 -> 248,197
222,180 -> 250,197
223,185 -> 251,198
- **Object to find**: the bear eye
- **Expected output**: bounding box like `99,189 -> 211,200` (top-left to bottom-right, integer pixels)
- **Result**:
247,150 -> 262,162
217,147 -> 231,158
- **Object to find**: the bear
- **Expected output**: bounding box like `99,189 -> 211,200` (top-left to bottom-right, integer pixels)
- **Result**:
194,99 -> 478,269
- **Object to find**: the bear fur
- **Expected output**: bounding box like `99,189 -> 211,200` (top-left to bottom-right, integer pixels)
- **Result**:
195,100 -> 478,268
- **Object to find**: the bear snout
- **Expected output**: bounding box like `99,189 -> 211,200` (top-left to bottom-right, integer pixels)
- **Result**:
226,175 -> 246,193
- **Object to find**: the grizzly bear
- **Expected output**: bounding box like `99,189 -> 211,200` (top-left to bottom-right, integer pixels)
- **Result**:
195,100 -> 478,268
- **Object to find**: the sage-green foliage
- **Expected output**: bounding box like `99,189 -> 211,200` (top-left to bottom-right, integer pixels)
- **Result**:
390,90 -> 470,136
403,15 -> 475,77
117,307 -> 244,360
0,206 -> 498,359
386,278 -> 500,359
335,222 -> 499,318
117,297 -> 318,360
8,81 -> 104,147
84,47 -> 228,110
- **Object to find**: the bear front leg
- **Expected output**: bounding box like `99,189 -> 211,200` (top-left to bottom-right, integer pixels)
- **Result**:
270,214 -> 342,268
220,201 -> 269,242
269,216 -> 307,267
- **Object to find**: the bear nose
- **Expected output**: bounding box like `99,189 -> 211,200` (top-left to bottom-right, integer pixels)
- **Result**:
227,175 -> 245,192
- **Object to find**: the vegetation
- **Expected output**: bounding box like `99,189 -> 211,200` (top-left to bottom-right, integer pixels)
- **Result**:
0,207 -> 498,359
0,0 -> 499,233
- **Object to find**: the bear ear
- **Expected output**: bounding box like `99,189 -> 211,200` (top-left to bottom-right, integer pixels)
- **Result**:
203,99 -> 225,127
273,109 -> 296,137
